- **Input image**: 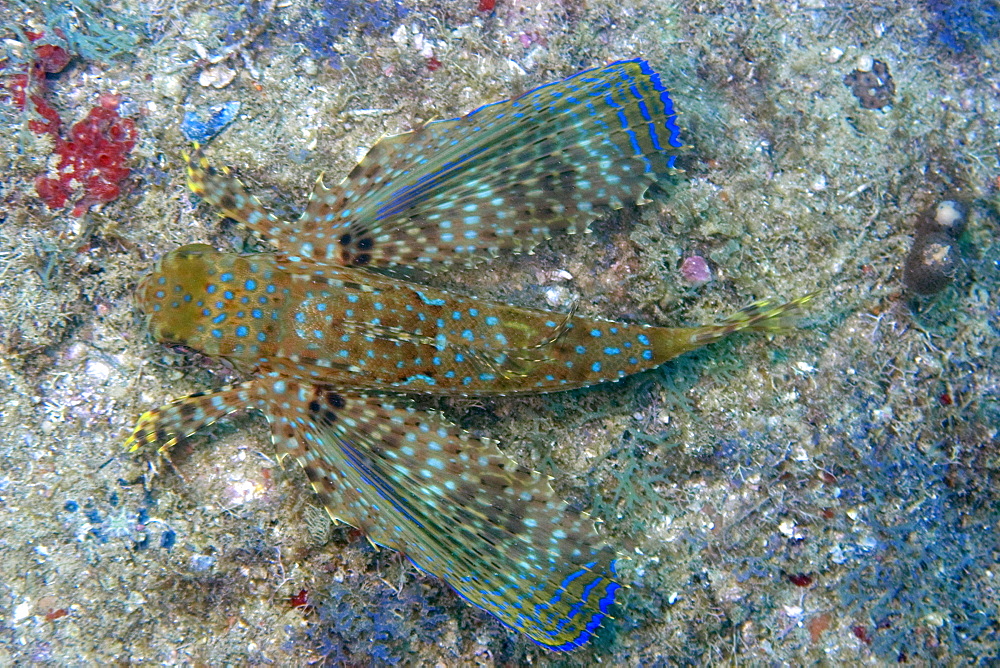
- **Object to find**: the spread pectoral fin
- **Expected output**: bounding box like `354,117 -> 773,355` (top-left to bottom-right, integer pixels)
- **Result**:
183,60 -> 685,272
257,374 -> 620,650
292,60 -> 685,269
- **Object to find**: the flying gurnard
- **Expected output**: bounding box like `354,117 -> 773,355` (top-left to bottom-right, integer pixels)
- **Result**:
127,59 -> 811,650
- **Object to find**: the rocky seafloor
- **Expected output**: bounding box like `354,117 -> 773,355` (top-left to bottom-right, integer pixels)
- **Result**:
1,0 -> 998,664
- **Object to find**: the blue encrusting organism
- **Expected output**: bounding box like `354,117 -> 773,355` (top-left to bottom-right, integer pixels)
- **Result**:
180,101 -> 241,144
128,60 -> 812,650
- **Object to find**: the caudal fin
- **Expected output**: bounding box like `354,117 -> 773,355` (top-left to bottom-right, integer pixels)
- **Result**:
687,292 -> 819,348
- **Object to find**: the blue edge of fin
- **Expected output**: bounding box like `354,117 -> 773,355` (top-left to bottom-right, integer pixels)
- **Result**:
405,554 -> 621,651
463,57 -> 683,168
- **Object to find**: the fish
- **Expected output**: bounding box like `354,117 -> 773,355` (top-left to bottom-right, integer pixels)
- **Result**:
127,59 -> 813,651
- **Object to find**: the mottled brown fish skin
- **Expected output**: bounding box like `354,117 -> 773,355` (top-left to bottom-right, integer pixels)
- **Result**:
139,244 -> 798,396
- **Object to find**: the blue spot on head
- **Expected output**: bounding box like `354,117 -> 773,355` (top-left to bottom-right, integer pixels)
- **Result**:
211,328 -> 223,339
575,345 -> 586,354
236,325 -> 249,337
206,284 -> 217,294
642,349 -> 653,360
257,331 -> 267,342
590,329 -> 602,337
220,272 -> 234,282
245,279 -> 257,290
637,333 -> 650,345
486,316 -> 500,326
591,361 -> 602,373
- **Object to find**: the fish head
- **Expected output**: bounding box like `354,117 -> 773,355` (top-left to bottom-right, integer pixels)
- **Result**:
137,244 -> 230,352
137,244 -> 286,364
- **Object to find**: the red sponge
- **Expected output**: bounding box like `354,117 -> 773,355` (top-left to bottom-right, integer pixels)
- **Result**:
34,94 -> 137,216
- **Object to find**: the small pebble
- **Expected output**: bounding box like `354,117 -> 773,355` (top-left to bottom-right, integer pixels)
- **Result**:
544,285 -> 573,308
198,64 -> 237,89
189,554 -> 216,572
85,358 -> 113,382
300,57 -> 318,76
919,199 -> 966,238
680,255 -> 712,287
936,201 -> 963,229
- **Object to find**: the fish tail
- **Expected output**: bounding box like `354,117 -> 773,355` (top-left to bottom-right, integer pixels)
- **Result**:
459,293 -> 818,394
684,291 -> 819,349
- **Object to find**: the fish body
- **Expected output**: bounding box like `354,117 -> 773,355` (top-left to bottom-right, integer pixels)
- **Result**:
129,60 -> 810,650
139,244 -> 798,396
